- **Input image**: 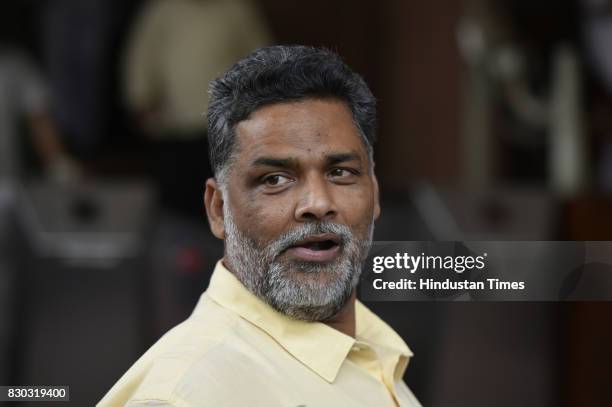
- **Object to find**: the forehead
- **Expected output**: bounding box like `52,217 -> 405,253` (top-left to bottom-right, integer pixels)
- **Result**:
234,99 -> 367,160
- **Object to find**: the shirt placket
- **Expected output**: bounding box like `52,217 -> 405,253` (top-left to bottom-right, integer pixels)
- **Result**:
350,341 -> 402,407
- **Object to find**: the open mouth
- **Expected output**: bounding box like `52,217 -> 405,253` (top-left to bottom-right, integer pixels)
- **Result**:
284,233 -> 342,262
297,239 -> 337,250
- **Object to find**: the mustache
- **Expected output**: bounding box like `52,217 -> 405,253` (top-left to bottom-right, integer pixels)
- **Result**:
267,222 -> 353,259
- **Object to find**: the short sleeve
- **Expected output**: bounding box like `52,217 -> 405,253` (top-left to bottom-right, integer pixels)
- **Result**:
122,0 -> 168,110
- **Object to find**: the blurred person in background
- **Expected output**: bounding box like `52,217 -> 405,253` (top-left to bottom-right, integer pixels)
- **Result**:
0,43 -> 80,183
41,0 -> 137,161
0,2 -> 80,386
98,45 -> 421,407
458,0 -> 586,195
123,0 -> 271,218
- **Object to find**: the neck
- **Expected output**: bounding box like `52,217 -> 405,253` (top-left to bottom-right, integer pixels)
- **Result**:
323,291 -> 357,338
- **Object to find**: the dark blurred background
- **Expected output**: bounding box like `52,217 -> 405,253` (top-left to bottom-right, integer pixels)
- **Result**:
1,0 -> 612,406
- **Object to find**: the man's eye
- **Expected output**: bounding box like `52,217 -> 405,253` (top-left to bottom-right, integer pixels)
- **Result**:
329,168 -> 356,178
262,174 -> 293,186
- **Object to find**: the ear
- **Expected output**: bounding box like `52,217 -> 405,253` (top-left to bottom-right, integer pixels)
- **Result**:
204,178 -> 226,239
372,174 -> 381,221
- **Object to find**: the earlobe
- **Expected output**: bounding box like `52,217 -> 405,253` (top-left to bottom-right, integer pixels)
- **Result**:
204,178 -> 226,240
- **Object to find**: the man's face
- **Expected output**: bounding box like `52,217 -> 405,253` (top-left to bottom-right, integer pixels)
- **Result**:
207,98 -> 380,321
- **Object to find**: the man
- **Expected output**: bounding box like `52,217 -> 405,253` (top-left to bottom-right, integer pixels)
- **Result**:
98,45 -> 421,407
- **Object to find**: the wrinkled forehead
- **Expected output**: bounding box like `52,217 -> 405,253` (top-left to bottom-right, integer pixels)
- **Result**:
232,99 -> 370,167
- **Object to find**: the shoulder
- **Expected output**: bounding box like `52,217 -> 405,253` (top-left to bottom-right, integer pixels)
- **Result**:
131,339 -> 276,406
99,295 -> 245,406
101,295 -> 281,407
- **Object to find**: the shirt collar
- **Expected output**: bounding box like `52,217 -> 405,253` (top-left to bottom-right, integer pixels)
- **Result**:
200,260 -> 412,383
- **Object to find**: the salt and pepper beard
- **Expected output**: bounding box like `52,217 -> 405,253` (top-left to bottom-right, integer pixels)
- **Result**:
222,198 -> 374,322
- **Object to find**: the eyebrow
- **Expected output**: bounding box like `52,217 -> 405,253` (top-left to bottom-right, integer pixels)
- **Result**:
325,152 -> 361,166
250,152 -> 362,169
251,157 -> 298,169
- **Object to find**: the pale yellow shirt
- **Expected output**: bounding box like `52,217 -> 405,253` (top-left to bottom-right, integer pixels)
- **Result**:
97,261 -> 421,407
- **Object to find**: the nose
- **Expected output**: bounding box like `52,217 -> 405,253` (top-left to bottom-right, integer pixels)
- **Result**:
294,175 -> 337,222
